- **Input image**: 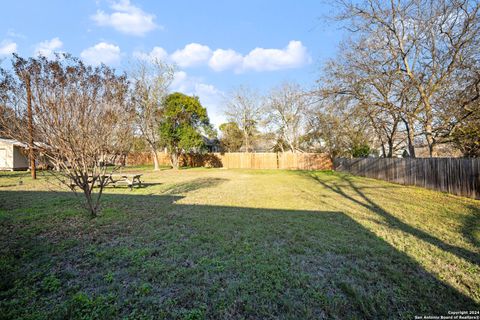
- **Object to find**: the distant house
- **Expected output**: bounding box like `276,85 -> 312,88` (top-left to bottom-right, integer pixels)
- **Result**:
203,136 -> 221,153
0,138 -> 29,171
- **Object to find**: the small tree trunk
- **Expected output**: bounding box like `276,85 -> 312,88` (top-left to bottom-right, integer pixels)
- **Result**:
151,149 -> 160,171
189,152 -> 194,167
425,124 -> 435,157
82,187 -> 97,218
170,152 -> 179,169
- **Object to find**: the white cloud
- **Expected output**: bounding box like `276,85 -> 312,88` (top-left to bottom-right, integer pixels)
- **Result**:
133,46 -> 168,62
207,40 -> 311,72
80,42 -> 121,66
133,40 -> 311,73
0,40 -> 17,56
92,0 -> 158,36
208,49 -> 244,72
171,43 -> 212,67
194,83 -> 226,128
171,71 -> 190,92
170,71 -> 225,128
6,29 -> 26,39
34,37 -> 63,59
242,40 -> 311,72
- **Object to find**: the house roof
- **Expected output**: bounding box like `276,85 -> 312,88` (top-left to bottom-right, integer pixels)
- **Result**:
0,138 -> 50,150
0,138 -> 28,148
202,135 -> 219,146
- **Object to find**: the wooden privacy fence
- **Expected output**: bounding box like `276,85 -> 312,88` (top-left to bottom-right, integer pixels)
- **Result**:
217,152 -> 332,170
126,152 -> 170,166
127,152 -> 333,170
334,158 -> 480,199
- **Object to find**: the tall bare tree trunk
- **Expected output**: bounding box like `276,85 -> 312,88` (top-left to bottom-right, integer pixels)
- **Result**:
288,140 -> 296,153
418,90 -> 435,157
244,130 -> 249,153
151,148 -> 160,171
387,138 -> 394,158
380,143 -> 387,158
423,101 -> 435,157
424,122 -> 435,158
403,117 -> 416,158
25,74 -> 36,179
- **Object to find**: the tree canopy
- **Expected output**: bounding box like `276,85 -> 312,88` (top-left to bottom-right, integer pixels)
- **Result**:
219,122 -> 243,152
159,92 -> 212,168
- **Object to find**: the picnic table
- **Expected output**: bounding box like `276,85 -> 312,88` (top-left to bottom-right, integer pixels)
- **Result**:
106,173 -> 143,189
68,173 -> 143,190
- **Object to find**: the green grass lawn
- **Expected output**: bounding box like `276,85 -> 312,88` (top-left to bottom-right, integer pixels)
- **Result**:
0,167 -> 479,319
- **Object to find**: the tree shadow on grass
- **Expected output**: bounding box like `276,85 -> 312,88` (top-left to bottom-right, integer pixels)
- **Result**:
0,184 -> 17,188
138,182 -> 163,188
0,172 -> 29,179
161,177 -> 228,194
462,205 -> 480,249
0,190 -> 478,319
307,173 -> 480,266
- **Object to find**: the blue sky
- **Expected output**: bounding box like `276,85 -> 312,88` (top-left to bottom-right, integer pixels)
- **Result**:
0,0 -> 344,127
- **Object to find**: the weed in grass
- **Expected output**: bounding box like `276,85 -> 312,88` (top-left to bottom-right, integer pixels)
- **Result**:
63,292 -> 118,320
41,274 -> 61,293
136,283 -> 153,296
104,272 -> 115,284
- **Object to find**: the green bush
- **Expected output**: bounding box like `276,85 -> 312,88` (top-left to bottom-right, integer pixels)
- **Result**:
351,144 -> 371,157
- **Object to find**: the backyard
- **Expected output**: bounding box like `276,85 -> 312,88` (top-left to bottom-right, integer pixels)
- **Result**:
0,167 -> 479,319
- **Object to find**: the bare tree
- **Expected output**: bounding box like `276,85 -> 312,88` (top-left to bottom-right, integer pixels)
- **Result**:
0,55 -> 134,217
224,86 -> 264,152
265,82 -> 310,153
0,67 -> 18,136
318,41 -> 407,157
447,67 -> 480,156
130,59 -> 175,170
304,108 -> 375,159
335,0 -> 480,156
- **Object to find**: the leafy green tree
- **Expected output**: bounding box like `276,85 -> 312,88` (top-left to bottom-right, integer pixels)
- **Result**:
350,143 -> 371,158
159,92 -> 212,168
452,118 -> 480,157
219,122 -> 243,152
